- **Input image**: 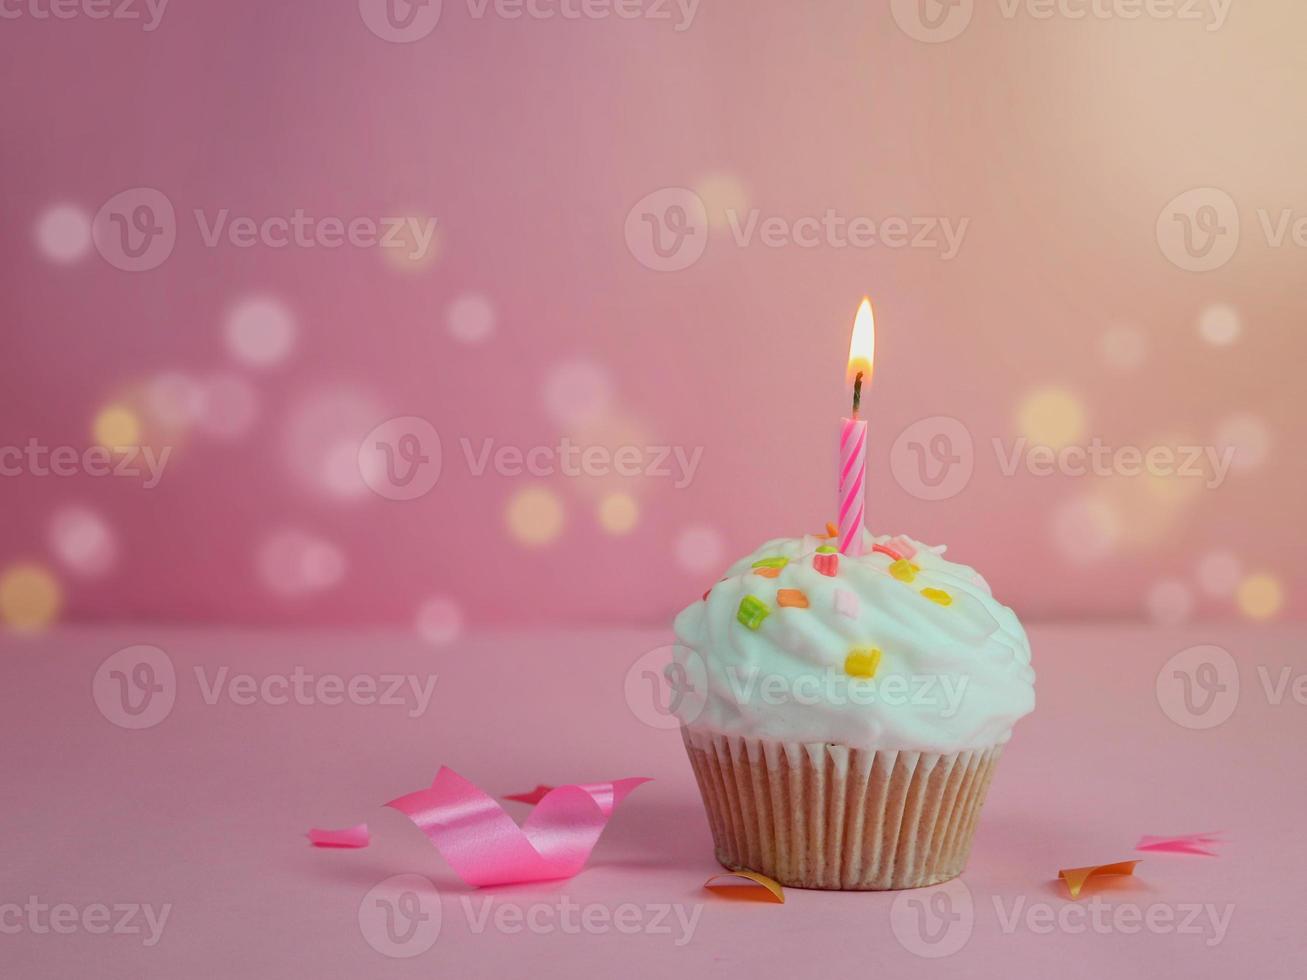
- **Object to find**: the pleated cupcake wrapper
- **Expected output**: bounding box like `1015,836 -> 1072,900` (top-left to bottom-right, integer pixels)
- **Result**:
682,727 -> 1001,890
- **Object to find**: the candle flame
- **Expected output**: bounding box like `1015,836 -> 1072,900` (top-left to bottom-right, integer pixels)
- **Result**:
846,298 -> 875,386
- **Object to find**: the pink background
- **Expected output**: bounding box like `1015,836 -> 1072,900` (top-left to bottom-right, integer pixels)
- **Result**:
2,0 -> 1303,635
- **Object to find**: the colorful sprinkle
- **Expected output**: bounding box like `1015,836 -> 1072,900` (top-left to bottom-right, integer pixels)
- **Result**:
888,535 -> 918,559
753,566 -> 782,579
736,596 -> 770,630
703,588 -> 712,601
813,553 -> 839,577
816,545 -> 837,554
921,587 -> 953,606
834,589 -> 860,619
844,649 -> 882,679
872,543 -> 904,561
777,589 -> 809,609
888,559 -> 920,583
751,556 -> 789,570
825,522 -> 839,538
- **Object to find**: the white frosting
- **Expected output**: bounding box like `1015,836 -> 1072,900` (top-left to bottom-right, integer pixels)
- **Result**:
672,531 -> 1035,753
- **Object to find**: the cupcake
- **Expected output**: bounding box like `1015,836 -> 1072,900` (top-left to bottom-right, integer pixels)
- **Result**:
671,529 -> 1035,890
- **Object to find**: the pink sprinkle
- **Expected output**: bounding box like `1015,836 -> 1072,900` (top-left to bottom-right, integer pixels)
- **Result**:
834,589 -> 860,619
888,536 -> 918,559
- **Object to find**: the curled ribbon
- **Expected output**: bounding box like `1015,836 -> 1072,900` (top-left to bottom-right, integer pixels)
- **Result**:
1137,832 -> 1223,856
386,767 -> 650,887
307,823 -> 370,848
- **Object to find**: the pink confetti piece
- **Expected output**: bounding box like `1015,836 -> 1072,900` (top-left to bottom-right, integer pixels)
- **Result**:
888,535 -> 918,559
307,823 -> 370,848
1137,833 -> 1224,856
387,768 -> 650,887
834,588 -> 860,619
504,784 -> 554,805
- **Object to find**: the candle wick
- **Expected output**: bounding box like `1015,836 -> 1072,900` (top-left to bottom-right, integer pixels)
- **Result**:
852,372 -> 864,417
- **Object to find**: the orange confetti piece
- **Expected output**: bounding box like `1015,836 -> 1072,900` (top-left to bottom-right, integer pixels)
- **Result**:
920,587 -> 952,606
844,648 -> 882,678
776,589 -> 809,609
704,869 -> 785,903
753,566 -> 781,579
888,559 -> 919,583
1058,860 -> 1140,899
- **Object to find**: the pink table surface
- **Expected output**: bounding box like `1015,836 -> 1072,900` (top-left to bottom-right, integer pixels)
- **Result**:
3,623 -> 1304,978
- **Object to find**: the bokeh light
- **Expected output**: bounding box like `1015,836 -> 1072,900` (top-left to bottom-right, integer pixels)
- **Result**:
1213,412 -> 1271,472
505,486 -> 565,546
195,372 -> 260,440
1236,573 -> 1283,620
380,215 -> 441,273
145,371 -> 204,431
34,203 -> 92,264
542,359 -> 614,428
49,506 -> 117,578
1146,579 -> 1194,627
1049,494 -> 1118,565
281,387 -> 383,499
675,525 -> 725,575
226,297 -> 297,368
257,529 -> 347,597
597,492 -> 639,535
1099,325 -> 1147,372
1196,550 -> 1242,598
693,173 -> 750,233
1016,387 -> 1087,449
93,404 -> 142,451
1198,304 -> 1241,347
0,562 -> 63,632
447,293 -> 496,345
415,596 -> 463,646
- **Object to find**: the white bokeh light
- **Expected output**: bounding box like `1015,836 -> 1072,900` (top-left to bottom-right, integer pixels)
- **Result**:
282,387 -> 386,501
675,525 -> 726,575
226,297 -> 297,368
48,506 -> 118,578
1050,495 -> 1119,565
195,372 -> 260,439
1146,579 -> 1195,627
257,529 -> 346,597
1198,304 -> 1241,347
35,204 -> 92,264
1099,325 -> 1147,372
447,293 -> 496,345
1213,412 -> 1271,472
542,359 -> 614,428
145,371 -> 205,430
416,597 -> 464,646
1196,550 -> 1242,598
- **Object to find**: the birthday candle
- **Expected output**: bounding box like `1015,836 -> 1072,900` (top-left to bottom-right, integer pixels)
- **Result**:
839,298 -> 875,556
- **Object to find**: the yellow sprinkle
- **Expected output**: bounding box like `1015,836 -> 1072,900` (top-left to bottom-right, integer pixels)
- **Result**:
921,588 -> 953,606
843,649 -> 882,679
889,559 -> 919,583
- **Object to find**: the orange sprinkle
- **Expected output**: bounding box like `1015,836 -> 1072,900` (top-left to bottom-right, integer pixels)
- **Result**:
753,566 -> 781,579
777,589 -> 809,609
921,587 -> 953,606
825,522 -> 839,538
844,649 -> 882,679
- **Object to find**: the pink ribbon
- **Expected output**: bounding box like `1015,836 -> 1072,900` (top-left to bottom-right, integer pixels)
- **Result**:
307,823 -> 371,848
387,767 -> 650,887
1137,832 -> 1223,856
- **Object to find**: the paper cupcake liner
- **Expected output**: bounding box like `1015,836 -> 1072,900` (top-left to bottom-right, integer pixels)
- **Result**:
681,727 -> 1002,890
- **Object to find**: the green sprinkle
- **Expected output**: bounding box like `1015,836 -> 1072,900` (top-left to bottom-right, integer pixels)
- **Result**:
816,545 -> 837,554
736,596 -> 771,630
750,556 -> 789,570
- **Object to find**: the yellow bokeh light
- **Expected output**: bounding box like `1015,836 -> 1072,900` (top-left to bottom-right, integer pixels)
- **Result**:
93,404 -> 142,451
506,486 -> 565,547
380,216 -> 442,274
0,563 -> 63,632
598,493 -> 639,535
692,173 -> 749,233
1017,387 -> 1087,450
1236,573 -> 1283,620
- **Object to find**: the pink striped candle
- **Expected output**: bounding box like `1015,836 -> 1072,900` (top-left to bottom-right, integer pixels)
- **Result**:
839,298 -> 876,556
839,416 -> 867,555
